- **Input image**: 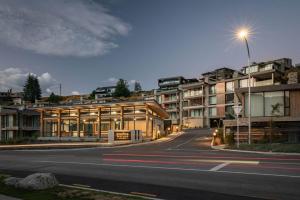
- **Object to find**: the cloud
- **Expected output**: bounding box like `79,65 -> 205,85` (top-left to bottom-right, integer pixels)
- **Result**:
0,67 -> 57,95
71,91 -> 80,95
0,0 -> 131,57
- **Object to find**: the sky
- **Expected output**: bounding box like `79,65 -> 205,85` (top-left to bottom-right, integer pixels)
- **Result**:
0,0 -> 299,96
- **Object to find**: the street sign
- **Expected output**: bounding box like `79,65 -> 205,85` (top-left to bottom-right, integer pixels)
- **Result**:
233,105 -> 243,115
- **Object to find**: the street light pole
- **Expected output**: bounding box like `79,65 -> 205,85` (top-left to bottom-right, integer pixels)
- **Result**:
243,37 -> 252,145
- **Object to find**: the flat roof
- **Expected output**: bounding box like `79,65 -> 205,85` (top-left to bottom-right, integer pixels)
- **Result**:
31,100 -> 169,119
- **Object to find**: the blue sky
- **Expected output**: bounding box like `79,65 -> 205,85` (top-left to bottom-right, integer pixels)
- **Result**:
0,0 -> 299,95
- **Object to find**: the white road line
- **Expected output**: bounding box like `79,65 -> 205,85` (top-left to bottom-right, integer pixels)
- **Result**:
35,160 -> 300,178
209,162 -> 230,171
170,134 -> 200,149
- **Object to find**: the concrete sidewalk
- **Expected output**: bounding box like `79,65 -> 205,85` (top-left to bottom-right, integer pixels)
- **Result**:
0,132 -> 183,150
0,194 -> 21,200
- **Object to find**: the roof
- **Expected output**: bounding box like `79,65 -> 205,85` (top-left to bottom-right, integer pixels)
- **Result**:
31,99 -> 169,119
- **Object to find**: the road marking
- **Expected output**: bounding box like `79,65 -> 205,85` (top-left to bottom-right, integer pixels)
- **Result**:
171,134 -> 199,149
130,192 -> 157,197
36,160 -> 300,178
187,159 -> 259,164
60,184 -> 162,200
209,162 -> 230,171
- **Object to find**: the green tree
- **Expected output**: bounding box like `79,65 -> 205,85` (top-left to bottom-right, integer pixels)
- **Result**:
89,90 -> 96,100
48,92 -> 62,104
113,79 -> 130,97
23,74 -> 42,103
134,81 -> 142,92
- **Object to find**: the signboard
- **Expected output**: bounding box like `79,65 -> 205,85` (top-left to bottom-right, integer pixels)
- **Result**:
114,131 -> 131,141
233,105 -> 243,115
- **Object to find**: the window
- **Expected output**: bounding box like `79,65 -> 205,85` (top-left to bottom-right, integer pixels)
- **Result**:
209,85 -> 216,94
245,93 -> 264,117
209,107 -> 217,117
225,93 -> 234,104
226,81 -> 234,92
209,96 -> 216,105
239,78 -> 255,88
190,109 -> 202,117
245,65 -> 258,74
261,64 -> 273,71
264,91 -> 284,116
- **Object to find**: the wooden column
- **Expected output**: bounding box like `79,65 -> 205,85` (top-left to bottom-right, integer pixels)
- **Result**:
97,107 -> 101,139
145,105 -> 150,137
120,106 -> 124,130
77,109 -> 80,137
57,110 -> 61,138
133,106 -> 136,130
40,110 -> 44,137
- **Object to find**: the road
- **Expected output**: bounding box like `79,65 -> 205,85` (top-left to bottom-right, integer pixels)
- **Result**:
0,128 -> 300,200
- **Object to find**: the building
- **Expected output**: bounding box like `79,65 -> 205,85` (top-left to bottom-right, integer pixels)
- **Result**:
0,90 -> 23,106
0,106 -> 40,141
95,86 -> 116,100
154,58 -> 297,131
34,100 -> 169,141
223,82 -> 300,143
155,77 -> 191,131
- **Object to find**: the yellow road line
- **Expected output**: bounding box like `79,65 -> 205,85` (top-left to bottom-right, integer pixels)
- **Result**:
130,191 -> 157,197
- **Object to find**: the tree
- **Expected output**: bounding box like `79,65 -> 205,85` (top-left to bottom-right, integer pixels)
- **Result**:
89,90 -> 96,100
23,74 -> 42,103
113,79 -> 130,97
48,92 -> 62,104
134,81 -> 142,92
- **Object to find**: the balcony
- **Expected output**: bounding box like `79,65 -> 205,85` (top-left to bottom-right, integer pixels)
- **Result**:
162,98 -> 178,103
255,79 -> 273,87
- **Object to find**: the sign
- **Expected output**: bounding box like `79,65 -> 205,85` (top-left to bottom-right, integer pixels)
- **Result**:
233,105 -> 243,115
114,132 -> 130,141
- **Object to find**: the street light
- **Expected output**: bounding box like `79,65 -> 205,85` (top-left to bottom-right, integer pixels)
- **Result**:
236,28 -> 252,145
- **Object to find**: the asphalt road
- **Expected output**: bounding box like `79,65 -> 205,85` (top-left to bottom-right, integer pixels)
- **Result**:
0,128 -> 300,200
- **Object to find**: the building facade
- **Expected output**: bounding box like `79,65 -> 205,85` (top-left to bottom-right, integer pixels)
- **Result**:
35,100 -> 168,141
154,58 -> 296,131
0,106 -> 40,141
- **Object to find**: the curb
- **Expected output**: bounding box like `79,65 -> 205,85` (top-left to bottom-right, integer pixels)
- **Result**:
59,183 -> 164,200
211,145 -> 300,156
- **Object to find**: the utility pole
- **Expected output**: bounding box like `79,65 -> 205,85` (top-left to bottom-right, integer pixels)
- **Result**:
59,84 -> 62,96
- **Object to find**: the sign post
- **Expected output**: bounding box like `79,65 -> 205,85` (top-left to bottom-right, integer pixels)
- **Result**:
233,105 -> 243,148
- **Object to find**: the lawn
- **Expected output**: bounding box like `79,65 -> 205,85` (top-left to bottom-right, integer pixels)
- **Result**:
0,174 -> 144,200
227,143 -> 300,153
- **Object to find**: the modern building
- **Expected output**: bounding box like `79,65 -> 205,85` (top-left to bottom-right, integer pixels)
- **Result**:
154,58 -> 297,131
0,106 -> 40,141
0,90 -> 23,106
223,82 -> 300,143
95,86 -> 116,100
34,100 -> 169,141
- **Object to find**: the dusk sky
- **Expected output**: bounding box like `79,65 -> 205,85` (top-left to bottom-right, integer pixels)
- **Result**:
0,0 -> 299,96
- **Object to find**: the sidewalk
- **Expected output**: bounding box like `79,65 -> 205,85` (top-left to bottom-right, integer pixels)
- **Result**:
211,144 -> 300,156
0,132 -> 183,150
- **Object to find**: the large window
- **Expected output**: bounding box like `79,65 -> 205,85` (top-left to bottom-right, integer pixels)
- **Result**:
190,109 -> 202,117
245,91 -> 286,117
264,91 -> 284,116
209,107 -> 217,117
209,96 -> 216,105
225,93 -> 234,104
226,81 -> 234,92
209,85 -> 216,94
245,93 -> 264,117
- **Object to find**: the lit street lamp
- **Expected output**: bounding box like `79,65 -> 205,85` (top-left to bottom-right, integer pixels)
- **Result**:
236,28 -> 252,145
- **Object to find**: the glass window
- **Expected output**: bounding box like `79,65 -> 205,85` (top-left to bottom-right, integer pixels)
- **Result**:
245,93 -> 264,117
226,81 -> 234,92
190,109 -> 202,117
209,96 -> 216,105
209,107 -> 217,117
225,93 -> 234,104
264,91 -> 284,116
209,85 -> 216,94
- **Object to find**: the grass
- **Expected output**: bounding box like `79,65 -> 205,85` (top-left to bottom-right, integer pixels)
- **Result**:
227,143 -> 300,153
0,174 -> 144,200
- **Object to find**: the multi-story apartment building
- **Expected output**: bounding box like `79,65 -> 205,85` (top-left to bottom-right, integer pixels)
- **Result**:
0,106 -> 40,141
155,58 -> 296,131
